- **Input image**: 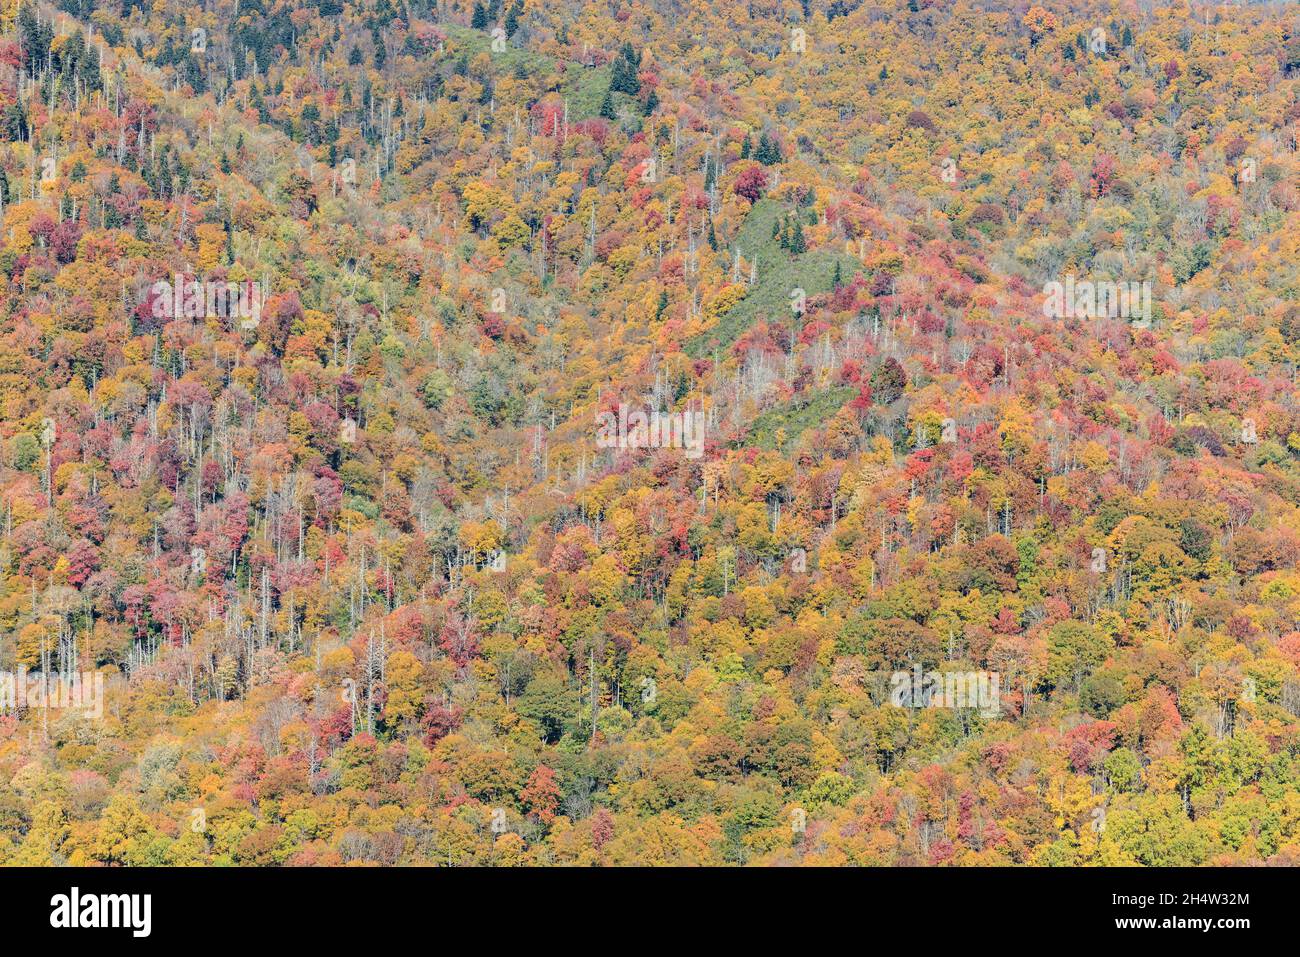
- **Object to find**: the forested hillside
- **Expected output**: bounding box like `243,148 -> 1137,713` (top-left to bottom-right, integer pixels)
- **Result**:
1,0 -> 1299,866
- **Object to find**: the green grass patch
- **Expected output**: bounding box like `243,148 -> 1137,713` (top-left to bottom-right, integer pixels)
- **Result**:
741,385 -> 856,453
686,200 -> 862,358
443,24 -> 558,78
442,25 -> 613,121
562,64 -> 613,120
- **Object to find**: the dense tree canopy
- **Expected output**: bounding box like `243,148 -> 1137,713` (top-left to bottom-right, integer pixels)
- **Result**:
0,0 -> 1298,866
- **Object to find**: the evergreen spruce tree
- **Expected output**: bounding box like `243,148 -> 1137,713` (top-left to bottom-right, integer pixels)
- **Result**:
610,54 -> 640,95
598,89 -> 618,120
